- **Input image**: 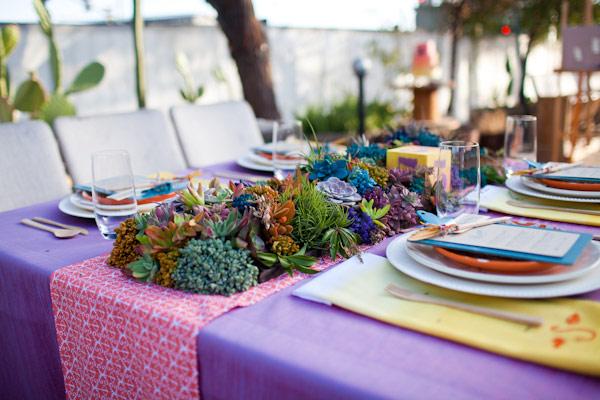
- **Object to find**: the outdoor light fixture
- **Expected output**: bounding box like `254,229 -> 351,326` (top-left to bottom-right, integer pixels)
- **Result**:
352,57 -> 372,140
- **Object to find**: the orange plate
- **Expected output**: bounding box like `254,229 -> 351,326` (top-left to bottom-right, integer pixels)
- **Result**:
538,178 -> 600,191
433,247 -> 555,273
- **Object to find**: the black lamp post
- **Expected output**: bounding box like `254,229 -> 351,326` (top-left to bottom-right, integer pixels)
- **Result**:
352,58 -> 372,142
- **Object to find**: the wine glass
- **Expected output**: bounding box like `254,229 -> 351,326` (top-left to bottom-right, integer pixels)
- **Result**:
91,150 -> 137,239
436,141 -> 480,219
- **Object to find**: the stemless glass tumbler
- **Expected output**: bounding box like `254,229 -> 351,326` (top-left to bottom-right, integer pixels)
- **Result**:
91,150 -> 138,239
503,115 -> 537,176
436,141 -> 481,219
272,119 -> 304,180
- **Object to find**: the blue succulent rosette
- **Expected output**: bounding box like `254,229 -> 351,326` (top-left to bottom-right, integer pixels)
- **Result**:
308,154 -> 349,181
346,143 -> 387,164
348,167 -> 376,195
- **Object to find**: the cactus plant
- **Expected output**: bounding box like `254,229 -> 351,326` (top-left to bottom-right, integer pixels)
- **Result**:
133,0 -> 146,108
31,0 -> 105,124
0,24 -> 20,122
176,52 -> 204,103
0,24 -> 19,99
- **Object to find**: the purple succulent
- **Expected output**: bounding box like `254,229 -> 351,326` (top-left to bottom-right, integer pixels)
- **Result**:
316,177 -> 362,205
363,187 -> 389,209
388,168 -> 413,186
348,208 -> 376,244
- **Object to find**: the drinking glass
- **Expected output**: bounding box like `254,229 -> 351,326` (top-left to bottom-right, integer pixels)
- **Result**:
272,119 -> 304,180
503,115 -> 537,176
436,141 -> 480,219
91,150 -> 137,239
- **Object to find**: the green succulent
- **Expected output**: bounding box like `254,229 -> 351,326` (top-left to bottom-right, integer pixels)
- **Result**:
179,181 -> 205,208
172,238 -> 259,296
206,209 -> 248,239
359,199 -> 390,229
257,245 -> 318,276
323,226 -> 360,260
128,254 -> 159,282
291,181 -> 350,253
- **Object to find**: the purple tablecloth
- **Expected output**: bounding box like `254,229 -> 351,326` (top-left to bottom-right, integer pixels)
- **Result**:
1,162 -> 600,400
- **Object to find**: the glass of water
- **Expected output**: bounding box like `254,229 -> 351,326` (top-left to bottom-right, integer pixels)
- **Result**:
92,150 -> 137,239
436,141 -> 481,219
503,115 -> 537,176
271,119 -> 304,180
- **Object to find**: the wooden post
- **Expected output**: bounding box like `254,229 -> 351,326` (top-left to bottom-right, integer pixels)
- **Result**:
413,85 -> 439,121
537,97 -> 566,162
584,0 -> 593,25
560,0 -> 569,32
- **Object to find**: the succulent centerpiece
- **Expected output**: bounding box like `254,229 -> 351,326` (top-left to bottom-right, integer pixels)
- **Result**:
107,124 -> 501,296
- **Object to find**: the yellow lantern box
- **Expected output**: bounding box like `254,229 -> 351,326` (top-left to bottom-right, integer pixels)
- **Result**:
386,145 -> 450,187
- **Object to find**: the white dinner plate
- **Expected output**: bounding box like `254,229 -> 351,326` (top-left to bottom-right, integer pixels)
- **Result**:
521,176 -> 600,198
70,193 -> 156,212
59,196 -> 95,219
246,151 -> 303,167
405,240 -> 600,285
60,196 -> 156,219
386,233 -> 600,298
237,155 -> 301,172
505,176 -> 600,203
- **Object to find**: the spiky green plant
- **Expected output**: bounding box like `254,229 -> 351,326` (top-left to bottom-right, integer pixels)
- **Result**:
257,245 -> 318,276
291,180 -> 354,258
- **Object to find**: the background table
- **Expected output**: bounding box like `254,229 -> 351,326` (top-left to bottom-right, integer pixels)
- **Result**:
2,162 -> 600,400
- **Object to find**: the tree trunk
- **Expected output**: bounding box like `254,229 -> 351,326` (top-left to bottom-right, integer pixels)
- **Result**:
517,53 -> 529,113
207,0 -> 280,120
446,2 -> 465,116
447,28 -> 459,116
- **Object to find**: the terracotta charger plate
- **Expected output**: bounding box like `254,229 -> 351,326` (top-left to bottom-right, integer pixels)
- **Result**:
537,178 -> 600,192
81,191 -> 177,206
433,247 -> 554,273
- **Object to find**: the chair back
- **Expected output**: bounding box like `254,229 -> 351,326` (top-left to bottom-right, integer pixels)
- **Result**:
170,101 -> 264,167
0,121 -> 70,212
54,109 -> 186,184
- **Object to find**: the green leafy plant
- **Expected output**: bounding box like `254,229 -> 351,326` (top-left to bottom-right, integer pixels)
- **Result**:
323,226 -> 360,260
176,52 -> 204,103
296,94 -> 401,134
257,246 -> 318,275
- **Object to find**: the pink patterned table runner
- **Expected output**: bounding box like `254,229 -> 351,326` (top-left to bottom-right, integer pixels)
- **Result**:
50,254 -> 340,399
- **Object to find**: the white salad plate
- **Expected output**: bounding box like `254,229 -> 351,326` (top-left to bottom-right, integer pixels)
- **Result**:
505,176 -> 600,203
521,176 -> 600,198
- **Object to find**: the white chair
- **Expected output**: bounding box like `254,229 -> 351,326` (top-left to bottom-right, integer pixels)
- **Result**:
0,121 -> 70,212
54,110 -> 186,184
170,101 -> 264,167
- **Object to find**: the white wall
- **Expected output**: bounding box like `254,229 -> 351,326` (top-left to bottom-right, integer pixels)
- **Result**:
6,23 -> 580,123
